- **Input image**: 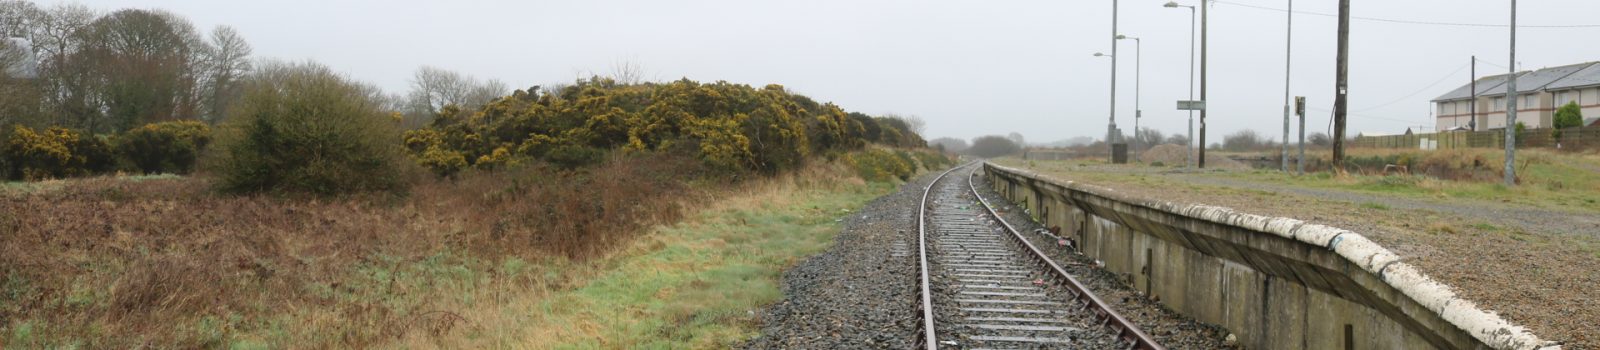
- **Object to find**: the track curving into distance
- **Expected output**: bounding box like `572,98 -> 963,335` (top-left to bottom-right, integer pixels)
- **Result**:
917,163 -> 1164,350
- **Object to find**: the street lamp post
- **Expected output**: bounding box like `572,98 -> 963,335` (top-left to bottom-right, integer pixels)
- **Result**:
1282,0 -> 1293,172
1164,2 -> 1196,169
1505,0 -> 1518,186
1117,35 -> 1142,155
1107,0 -> 1120,159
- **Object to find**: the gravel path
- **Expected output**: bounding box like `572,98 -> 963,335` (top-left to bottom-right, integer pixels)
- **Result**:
741,172 -> 938,349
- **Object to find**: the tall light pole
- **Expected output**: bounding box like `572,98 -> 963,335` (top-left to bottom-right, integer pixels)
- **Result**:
1199,0 -> 1209,168
1505,0 -> 1518,186
1117,35 -> 1142,154
1107,0 -> 1121,159
1281,0 -> 1293,172
1165,2 -> 1196,169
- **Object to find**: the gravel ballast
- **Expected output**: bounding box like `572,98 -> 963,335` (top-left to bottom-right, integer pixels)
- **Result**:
746,166 -> 1234,349
741,172 -> 939,349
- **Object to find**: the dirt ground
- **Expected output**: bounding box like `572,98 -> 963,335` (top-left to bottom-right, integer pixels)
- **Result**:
994,158 -> 1600,349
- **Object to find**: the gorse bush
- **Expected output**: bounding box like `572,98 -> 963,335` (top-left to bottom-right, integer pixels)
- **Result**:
116,121 -> 211,175
2,125 -> 115,180
848,149 -> 915,182
404,78 -> 926,177
210,61 -> 410,195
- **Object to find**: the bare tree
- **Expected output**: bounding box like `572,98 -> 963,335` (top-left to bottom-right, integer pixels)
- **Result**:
1006,132 -> 1026,147
903,115 -> 926,135
18,3 -> 94,126
404,66 -> 508,128
1136,127 -> 1166,147
928,137 -> 968,153
1167,133 -> 1190,146
609,59 -> 649,85
73,8 -> 204,132
1,37 -> 42,126
196,25 -> 250,123
0,1 -> 40,39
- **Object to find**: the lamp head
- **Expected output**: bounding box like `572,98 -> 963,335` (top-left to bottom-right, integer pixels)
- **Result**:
1163,1 -> 1181,7
1094,52 -> 1110,57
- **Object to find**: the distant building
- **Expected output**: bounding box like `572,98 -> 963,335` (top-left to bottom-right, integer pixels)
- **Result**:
1432,61 -> 1600,132
1,37 -> 38,79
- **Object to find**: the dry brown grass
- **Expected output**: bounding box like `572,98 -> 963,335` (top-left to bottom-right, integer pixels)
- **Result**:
0,153 -> 708,347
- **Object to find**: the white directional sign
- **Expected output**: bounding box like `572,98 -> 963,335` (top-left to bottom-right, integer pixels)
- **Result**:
1177,100 -> 1206,111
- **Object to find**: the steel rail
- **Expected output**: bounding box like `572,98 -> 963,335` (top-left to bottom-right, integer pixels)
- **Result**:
965,163 -> 1166,350
918,162 -> 970,350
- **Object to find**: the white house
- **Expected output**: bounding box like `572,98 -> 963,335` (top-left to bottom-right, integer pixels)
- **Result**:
1433,62 -> 1600,131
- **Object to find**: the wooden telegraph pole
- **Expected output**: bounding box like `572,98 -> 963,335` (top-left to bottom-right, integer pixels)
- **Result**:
1332,0 -> 1350,171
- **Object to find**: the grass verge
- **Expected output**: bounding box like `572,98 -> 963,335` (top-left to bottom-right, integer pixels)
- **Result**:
488,169 -> 892,349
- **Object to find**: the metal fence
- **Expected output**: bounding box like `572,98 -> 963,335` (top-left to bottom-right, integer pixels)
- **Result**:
1352,125 -> 1600,151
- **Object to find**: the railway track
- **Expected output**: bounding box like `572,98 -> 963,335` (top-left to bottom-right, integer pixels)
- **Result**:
917,164 -> 1163,350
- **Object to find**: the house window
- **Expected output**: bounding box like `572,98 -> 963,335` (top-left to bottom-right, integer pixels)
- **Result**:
1494,97 -> 1506,111
1557,91 -> 1577,107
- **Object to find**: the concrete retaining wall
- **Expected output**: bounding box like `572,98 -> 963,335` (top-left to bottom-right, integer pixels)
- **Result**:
983,163 -> 1557,350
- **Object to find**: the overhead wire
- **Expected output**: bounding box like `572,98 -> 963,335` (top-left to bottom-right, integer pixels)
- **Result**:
1212,0 -> 1600,28
1351,62 -> 1470,113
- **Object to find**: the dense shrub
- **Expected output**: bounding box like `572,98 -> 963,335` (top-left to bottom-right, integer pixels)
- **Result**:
1554,102 -> 1583,139
848,149 -> 915,182
2,125 -> 115,180
404,78 -> 925,177
912,150 -> 954,170
967,135 -> 1021,158
210,62 -> 410,195
116,121 -> 212,174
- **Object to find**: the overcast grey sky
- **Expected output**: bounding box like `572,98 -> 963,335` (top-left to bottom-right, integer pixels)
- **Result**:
46,0 -> 1600,144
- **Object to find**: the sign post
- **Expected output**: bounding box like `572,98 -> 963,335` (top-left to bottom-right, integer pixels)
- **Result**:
1296,96 -> 1307,175
1177,100 -> 1206,111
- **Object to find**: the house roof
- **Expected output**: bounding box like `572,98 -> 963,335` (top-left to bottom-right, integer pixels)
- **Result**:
1433,72 -> 1523,102
1434,62 -> 1600,102
1546,62 -> 1600,91
1484,62 -> 1599,96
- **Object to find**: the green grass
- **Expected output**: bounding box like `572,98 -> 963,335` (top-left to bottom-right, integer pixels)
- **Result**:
1359,202 -> 1390,210
1208,151 -> 1600,213
523,180 -> 894,349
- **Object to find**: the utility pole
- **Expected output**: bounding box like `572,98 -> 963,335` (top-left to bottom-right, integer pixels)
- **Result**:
1108,0 -> 1120,159
1117,35 -> 1143,155
1471,56 -> 1477,131
1199,0 -> 1209,169
1281,0 -> 1293,172
1505,0 -> 1518,186
1166,2 -> 1196,169
1332,0 -> 1349,171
